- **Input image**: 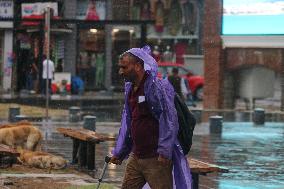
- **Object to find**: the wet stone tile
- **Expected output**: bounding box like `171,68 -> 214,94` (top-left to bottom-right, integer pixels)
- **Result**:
35,121 -> 284,189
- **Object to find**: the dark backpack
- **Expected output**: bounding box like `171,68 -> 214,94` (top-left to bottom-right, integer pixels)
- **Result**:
174,94 -> 196,155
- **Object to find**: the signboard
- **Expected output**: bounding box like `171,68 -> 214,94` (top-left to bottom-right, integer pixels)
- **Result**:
223,0 -> 284,35
77,0 -> 106,20
21,2 -> 58,17
52,72 -> 71,94
0,0 -> 13,18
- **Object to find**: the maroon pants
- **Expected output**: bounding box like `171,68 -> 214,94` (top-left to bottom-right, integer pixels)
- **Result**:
122,153 -> 173,189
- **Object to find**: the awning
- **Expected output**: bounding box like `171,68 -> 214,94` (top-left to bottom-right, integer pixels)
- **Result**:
26,28 -> 73,34
22,15 -> 60,26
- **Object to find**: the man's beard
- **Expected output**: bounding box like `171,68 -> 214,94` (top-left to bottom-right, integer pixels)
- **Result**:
123,71 -> 136,83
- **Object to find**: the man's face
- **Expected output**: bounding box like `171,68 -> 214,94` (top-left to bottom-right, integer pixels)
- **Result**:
118,55 -> 137,82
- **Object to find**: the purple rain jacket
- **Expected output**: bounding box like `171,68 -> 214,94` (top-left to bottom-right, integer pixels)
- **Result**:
112,72 -> 193,188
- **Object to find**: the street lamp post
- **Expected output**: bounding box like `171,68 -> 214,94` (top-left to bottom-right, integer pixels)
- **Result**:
45,7 -> 51,121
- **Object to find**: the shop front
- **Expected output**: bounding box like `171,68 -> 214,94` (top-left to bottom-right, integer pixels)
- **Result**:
77,25 -> 141,90
14,1 -> 68,93
77,27 -> 106,90
76,0 -> 143,90
130,0 -> 203,64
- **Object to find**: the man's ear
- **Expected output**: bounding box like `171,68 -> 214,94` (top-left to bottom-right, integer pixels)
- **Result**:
135,63 -> 143,71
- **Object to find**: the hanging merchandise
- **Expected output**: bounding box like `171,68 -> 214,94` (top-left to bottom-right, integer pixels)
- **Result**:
33,38 -> 39,59
162,45 -> 173,62
150,0 -> 171,13
54,41 -> 58,65
57,40 -> 64,60
89,53 -> 96,86
78,51 -> 89,86
180,0 -> 196,35
0,34 -> 3,85
95,1 -> 106,20
164,0 -> 171,9
130,0 -> 141,20
80,51 -> 89,68
90,53 -> 96,68
54,39 -> 64,66
51,37 -> 56,61
140,1 -> 151,20
152,45 -> 161,62
18,33 -> 31,50
174,41 -> 187,64
95,53 -> 105,87
168,0 -> 182,36
86,0 -> 100,20
154,0 -> 165,33
161,0 -> 171,30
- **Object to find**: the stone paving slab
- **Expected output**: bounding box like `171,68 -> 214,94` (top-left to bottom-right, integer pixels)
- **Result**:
0,174 -> 120,188
0,173 -> 92,179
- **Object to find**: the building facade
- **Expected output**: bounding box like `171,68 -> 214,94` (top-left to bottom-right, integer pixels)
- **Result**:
1,0 -> 204,93
203,0 -> 284,111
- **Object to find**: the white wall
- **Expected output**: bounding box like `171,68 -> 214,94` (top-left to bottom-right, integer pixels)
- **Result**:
222,36 -> 284,48
184,55 -> 204,76
237,67 -> 275,99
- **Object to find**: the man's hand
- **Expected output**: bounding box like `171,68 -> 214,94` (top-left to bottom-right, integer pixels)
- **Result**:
109,156 -> 122,165
158,155 -> 172,166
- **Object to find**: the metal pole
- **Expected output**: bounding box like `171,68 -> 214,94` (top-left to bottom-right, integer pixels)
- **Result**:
45,7 -> 50,121
104,0 -> 113,90
96,156 -> 111,189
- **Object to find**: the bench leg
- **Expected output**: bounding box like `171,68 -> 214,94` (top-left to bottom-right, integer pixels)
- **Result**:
72,139 -> 80,164
192,173 -> 199,189
87,142 -> 95,170
78,141 -> 87,167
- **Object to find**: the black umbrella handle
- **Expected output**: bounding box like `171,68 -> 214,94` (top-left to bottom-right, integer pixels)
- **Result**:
96,156 -> 112,189
105,156 -> 111,163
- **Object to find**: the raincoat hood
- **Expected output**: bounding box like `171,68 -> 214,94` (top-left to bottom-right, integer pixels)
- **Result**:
126,45 -> 158,77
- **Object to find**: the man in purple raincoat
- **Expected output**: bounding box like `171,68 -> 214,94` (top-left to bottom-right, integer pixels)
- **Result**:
110,46 -> 192,189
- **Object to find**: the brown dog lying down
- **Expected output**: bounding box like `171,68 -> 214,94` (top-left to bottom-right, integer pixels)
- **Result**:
0,121 -> 42,151
17,149 -> 68,170
0,120 -> 32,129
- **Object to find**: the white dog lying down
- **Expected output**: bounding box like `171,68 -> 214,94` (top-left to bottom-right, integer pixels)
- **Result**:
17,149 -> 68,170
0,121 -> 42,151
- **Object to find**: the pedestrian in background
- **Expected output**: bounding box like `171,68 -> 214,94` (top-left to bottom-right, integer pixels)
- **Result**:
41,55 -> 55,95
110,46 -> 192,189
181,77 -> 196,107
25,57 -> 38,93
168,67 -> 185,100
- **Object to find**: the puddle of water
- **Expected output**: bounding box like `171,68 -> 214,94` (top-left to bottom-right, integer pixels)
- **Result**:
191,122 -> 284,189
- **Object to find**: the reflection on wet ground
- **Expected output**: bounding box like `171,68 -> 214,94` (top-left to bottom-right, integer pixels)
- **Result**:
192,122 -> 284,189
35,121 -> 283,189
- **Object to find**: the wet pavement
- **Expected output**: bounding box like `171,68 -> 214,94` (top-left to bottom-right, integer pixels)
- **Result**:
28,120 -> 284,189
192,122 -> 284,189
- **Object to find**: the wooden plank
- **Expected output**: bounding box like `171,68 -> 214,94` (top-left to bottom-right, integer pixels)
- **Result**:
56,127 -> 116,143
0,144 -> 20,156
57,128 -> 90,141
189,158 -> 229,174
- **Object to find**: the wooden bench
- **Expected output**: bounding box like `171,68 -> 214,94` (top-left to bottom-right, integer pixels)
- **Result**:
0,144 -> 20,168
188,158 -> 229,189
56,127 -> 115,170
